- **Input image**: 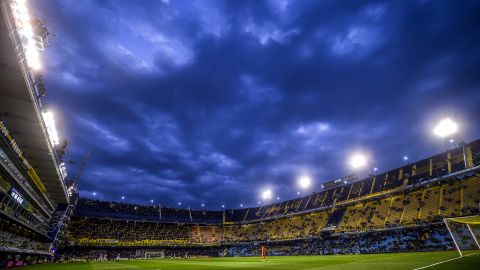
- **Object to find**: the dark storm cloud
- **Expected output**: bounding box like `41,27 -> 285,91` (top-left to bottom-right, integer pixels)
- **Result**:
33,0 -> 480,209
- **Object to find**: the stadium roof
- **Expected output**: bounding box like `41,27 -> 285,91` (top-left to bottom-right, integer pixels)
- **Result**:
0,7 -> 68,204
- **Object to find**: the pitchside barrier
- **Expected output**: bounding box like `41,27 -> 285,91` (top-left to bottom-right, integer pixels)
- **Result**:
444,215 -> 480,257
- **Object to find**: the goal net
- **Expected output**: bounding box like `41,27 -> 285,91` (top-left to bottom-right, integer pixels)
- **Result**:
444,216 -> 480,257
144,251 -> 165,259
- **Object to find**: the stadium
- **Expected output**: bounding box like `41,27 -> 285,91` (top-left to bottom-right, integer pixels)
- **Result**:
1,0 -> 480,269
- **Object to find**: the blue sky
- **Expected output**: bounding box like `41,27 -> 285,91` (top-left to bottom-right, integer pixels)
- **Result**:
33,0 -> 480,209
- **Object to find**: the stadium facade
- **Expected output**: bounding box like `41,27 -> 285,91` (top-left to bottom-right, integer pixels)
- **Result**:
59,139 -> 480,259
1,0 -> 71,267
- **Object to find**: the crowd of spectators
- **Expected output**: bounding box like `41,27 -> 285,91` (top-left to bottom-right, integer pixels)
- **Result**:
64,174 -> 480,249
226,224 -> 453,256
58,223 -> 456,260
67,216 -> 190,247
0,231 -> 48,253
76,199 -> 221,224
223,211 -> 330,242
57,246 -> 224,261
0,253 -> 50,268
0,230 -> 51,268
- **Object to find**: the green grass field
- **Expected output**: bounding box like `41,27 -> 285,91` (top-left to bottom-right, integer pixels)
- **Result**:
25,252 -> 480,270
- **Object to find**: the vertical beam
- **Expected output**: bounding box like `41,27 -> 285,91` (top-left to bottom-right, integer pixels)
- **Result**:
438,185 -> 444,216
429,159 -> 433,177
370,176 -> 376,194
346,185 -> 353,200
197,226 -> 202,243
384,197 -> 394,226
399,195 -> 407,224
418,189 -> 426,219
447,152 -> 452,173
320,191 -> 328,207
373,202 -> 380,228
462,144 -> 470,169
464,146 -> 474,168
444,218 -> 463,257
332,188 -> 339,204
303,195 -> 312,210
243,208 -> 250,222
321,210 -> 329,229
460,180 -> 464,215
356,204 -> 365,228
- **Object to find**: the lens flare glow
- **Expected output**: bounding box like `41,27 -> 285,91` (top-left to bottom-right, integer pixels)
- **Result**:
262,189 -> 272,200
350,154 -> 367,169
433,118 -> 458,138
298,175 -> 312,189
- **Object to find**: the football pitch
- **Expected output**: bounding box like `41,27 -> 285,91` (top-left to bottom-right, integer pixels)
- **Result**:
26,252 -> 480,270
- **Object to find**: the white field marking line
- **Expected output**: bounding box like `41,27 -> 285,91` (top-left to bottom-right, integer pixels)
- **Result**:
412,253 -> 479,270
306,256 -> 397,270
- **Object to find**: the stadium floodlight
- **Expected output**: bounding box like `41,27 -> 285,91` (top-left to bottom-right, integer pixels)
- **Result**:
92,192 -> 96,196
221,204 -> 225,208
276,196 -> 280,200
10,0 -> 42,70
42,111 -> 60,146
350,153 -> 367,169
121,196 -> 125,200
178,202 -> 182,206
25,42 -> 41,70
150,199 -> 154,203
258,201 -> 261,205
240,204 -> 244,207
298,175 -> 312,189
403,156 -> 409,161
373,167 -> 378,172
433,118 -> 458,138
201,203 -> 205,207
262,189 -> 272,200
297,191 -> 300,195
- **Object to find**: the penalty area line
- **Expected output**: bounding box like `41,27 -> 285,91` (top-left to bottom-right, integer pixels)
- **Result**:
412,253 -> 478,270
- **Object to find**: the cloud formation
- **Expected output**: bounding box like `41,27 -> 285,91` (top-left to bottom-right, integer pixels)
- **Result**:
33,0 -> 480,209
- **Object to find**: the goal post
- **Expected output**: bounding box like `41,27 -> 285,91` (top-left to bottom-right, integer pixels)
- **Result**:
444,216 -> 480,257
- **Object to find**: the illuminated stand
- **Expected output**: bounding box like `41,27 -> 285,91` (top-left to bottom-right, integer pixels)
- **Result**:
443,216 -> 480,257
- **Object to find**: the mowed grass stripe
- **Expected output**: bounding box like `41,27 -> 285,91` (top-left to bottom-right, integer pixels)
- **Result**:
24,251 -> 479,270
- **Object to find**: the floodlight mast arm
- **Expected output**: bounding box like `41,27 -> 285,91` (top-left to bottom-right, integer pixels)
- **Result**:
73,146 -> 91,188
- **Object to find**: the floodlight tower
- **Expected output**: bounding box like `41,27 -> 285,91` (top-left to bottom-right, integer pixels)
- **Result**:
433,118 -> 468,169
